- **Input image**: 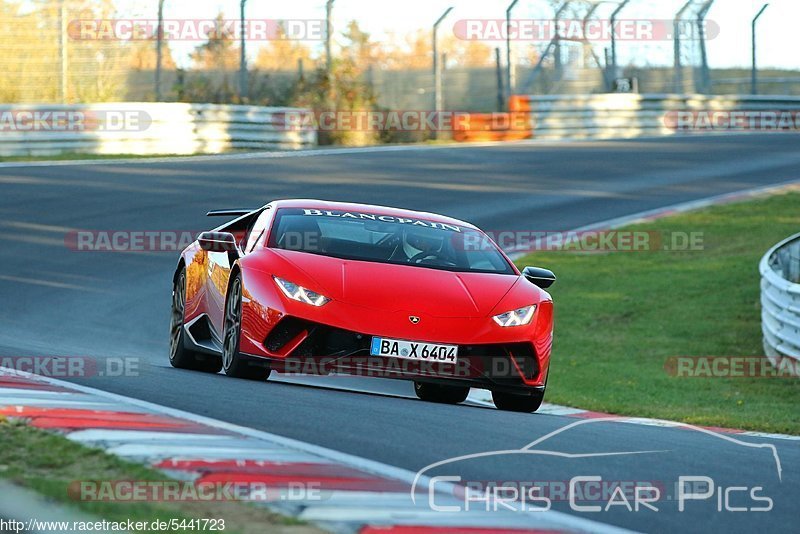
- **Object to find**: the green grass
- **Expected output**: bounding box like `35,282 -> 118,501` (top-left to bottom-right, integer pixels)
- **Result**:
0,418 -> 318,534
515,192 -> 800,434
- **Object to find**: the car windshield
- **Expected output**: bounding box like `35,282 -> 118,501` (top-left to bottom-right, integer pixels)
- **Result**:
268,208 -> 515,275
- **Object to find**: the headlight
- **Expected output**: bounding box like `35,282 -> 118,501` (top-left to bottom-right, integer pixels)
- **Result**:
273,276 -> 330,307
492,305 -> 536,327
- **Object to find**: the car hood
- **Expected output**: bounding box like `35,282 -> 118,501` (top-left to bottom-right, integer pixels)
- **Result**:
268,249 -> 520,318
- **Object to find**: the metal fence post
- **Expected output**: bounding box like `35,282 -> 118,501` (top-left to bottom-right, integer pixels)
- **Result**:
433,7 -> 453,115
239,0 -> 248,101
696,0 -> 715,94
609,0 -> 631,91
496,47 -> 505,111
155,0 -> 165,101
672,0 -> 692,94
505,0 -> 519,107
59,0 -> 68,103
326,0 -> 335,105
553,2 -> 571,81
581,3 -> 601,84
751,3 -> 769,95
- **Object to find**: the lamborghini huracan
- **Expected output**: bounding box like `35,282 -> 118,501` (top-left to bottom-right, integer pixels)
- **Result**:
169,200 -> 555,412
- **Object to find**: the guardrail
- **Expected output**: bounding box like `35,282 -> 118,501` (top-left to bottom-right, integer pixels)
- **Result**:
509,94 -> 800,140
0,103 -> 317,156
760,232 -> 800,369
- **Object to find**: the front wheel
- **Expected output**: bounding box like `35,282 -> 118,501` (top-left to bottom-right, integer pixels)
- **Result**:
222,272 -> 271,381
491,389 -> 545,413
169,268 -> 222,373
414,382 -> 469,404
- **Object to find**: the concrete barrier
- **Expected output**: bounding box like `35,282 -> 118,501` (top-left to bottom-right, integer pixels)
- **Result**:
0,103 -> 317,156
760,232 -> 800,371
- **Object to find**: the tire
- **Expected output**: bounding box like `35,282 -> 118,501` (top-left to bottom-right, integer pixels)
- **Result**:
491,389 -> 545,413
169,268 -> 222,373
414,382 -> 469,404
222,272 -> 271,381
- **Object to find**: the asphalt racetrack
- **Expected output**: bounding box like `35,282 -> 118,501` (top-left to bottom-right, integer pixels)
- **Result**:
1,134 -> 798,532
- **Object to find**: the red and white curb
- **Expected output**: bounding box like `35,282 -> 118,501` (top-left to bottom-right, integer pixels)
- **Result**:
0,370 -> 628,534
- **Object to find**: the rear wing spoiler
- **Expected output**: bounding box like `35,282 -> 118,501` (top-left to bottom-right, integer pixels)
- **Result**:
206,209 -> 256,217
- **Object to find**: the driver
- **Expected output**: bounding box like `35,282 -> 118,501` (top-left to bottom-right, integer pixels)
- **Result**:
400,228 -> 445,264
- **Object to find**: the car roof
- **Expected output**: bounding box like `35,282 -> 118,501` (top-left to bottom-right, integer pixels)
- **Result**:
266,199 -> 479,230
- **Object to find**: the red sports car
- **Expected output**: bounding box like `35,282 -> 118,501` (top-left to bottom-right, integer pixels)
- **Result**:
169,200 -> 555,412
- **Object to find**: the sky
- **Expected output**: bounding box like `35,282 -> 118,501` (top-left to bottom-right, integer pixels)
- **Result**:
120,0 -> 798,71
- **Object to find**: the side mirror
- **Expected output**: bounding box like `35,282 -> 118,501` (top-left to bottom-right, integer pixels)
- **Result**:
198,231 -> 238,253
522,266 -> 556,289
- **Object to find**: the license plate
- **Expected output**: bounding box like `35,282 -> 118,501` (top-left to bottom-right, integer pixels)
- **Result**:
370,337 -> 458,363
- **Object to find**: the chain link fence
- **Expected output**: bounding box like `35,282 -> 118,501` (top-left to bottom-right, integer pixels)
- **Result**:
1,0 -> 797,111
